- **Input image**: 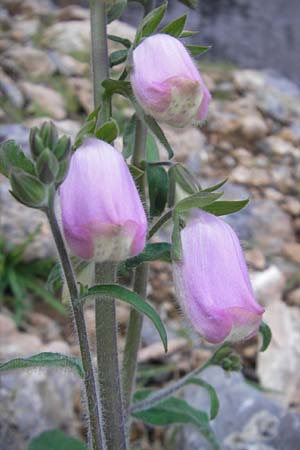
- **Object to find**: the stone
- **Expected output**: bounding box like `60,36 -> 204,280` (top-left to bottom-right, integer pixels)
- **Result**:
233,70 -> 266,92
0,333 -> 42,360
257,301 -> 300,405
0,369 -> 79,450
238,114 -> 268,140
231,166 -> 271,186
162,126 -> 207,163
42,20 -> 90,53
49,51 -> 88,76
0,68 -> 24,108
282,197 -> 300,216
257,91 -> 290,123
251,266 -> 285,307
245,248 -> 266,270
286,288 -> 300,307
3,46 -> 56,78
20,81 -> 66,120
57,5 -> 90,21
258,136 -> 297,157
67,77 -> 93,113
283,242 -> 300,263
0,313 -> 17,337
175,366 -> 282,450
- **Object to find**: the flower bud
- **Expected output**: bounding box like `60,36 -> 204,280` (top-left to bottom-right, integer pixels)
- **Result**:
60,138 -> 147,261
10,169 -> 47,208
36,148 -> 59,184
131,34 -> 211,127
172,211 -> 264,344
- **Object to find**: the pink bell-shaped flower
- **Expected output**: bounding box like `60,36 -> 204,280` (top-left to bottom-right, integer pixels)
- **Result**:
60,138 -> 147,261
172,210 -> 264,344
131,34 -> 211,127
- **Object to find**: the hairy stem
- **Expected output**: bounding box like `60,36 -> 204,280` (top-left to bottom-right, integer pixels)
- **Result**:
89,0 -> 109,108
95,262 -> 127,450
46,205 -> 103,450
122,118 -> 148,414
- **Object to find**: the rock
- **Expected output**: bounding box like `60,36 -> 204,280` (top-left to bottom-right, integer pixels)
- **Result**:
231,166 -> 271,186
258,136 -> 298,157
42,20 -> 90,53
162,126 -> 207,163
278,122 -> 300,145
20,81 -> 66,120
0,313 -> 17,337
233,70 -> 266,92
9,18 -> 40,42
257,300 -> 300,405
175,366 -> 282,450
67,77 -> 92,113
0,68 -> 24,108
3,46 -> 56,78
257,91 -> 290,123
238,114 -> 268,140
282,197 -> 300,216
0,333 -> 43,360
57,5 -> 89,21
226,200 -> 294,256
245,248 -> 266,270
0,369 -> 79,450
286,288 -> 300,307
251,266 -> 285,307
49,51 -> 88,76
283,242 -> 300,263
0,178 -> 55,260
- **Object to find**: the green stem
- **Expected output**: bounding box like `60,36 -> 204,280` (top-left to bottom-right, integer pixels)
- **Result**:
46,205 -> 103,450
95,262 -> 127,450
122,118 -> 148,413
89,0 -> 109,108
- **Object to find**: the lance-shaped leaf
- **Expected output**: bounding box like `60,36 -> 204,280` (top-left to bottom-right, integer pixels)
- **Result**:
186,378 -> 220,420
95,119 -> 119,143
171,213 -> 183,261
178,0 -> 197,9
202,199 -> 249,216
80,284 -> 168,352
175,191 -> 223,214
147,165 -> 168,216
123,242 -> 172,270
186,44 -> 211,57
135,2 -> 167,45
146,133 -> 160,162
0,140 -> 35,177
107,34 -> 131,48
132,393 -> 220,450
160,14 -> 187,37
0,352 -> 84,378
259,321 -> 272,352
28,430 -> 87,450
123,113 -> 137,158
202,178 -> 228,193
109,49 -> 128,67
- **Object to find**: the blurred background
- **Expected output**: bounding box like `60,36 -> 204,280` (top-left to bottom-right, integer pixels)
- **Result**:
0,1 -> 300,450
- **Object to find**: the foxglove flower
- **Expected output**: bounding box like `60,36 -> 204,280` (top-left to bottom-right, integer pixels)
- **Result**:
60,138 -> 147,261
131,34 -> 211,127
172,211 -> 264,343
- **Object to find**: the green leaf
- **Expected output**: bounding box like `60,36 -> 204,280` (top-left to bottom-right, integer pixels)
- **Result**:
123,113 -> 137,158
202,178 -> 228,193
178,0 -> 197,9
81,284 -> 168,352
147,165 -> 168,216
160,14 -> 187,37
124,242 -> 172,270
95,119 -> 119,143
186,44 -> 211,57
171,213 -> 183,261
143,114 -> 174,159
187,379 -> 220,420
0,140 -> 35,178
109,49 -> 128,67
175,192 -> 223,214
10,170 -> 47,208
106,0 -> 127,24
107,34 -> 131,48
173,164 -> 199,195
28,429 -> 87,450
146,133 -> 160,162
259,321 -> 272,352
132,395 -> 220,450
202,199 -> 249,216
180,30 -> 199,38
0,352 -> 84,378
135,2 -> 167,45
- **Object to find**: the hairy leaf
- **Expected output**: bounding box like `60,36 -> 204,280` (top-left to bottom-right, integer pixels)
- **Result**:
259,321 -> 272,352
28,429 -> 87,450
202,199 -> 249,216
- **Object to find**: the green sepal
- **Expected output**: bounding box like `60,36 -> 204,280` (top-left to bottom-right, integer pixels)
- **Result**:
147,165 -> 168,217
0,140 -> 35,178
36,148 -> 59,184
29,127 -> 45,160
186,44 -> 211,57
259,321 -> 272,352
175,191 -> 223,214
109,49 -> 128,67
201,199 -> 249,216
210,344 -> 242,372
95,118 -> 119,143
55,159 -> 70,186
123,113 -> 137,158
53,135 -> 71,161
9,169 -> 47,208
74,118 -> 96,150
39,121 -> 59,150
134,2 -> 167,46
160,14 -> 187,37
